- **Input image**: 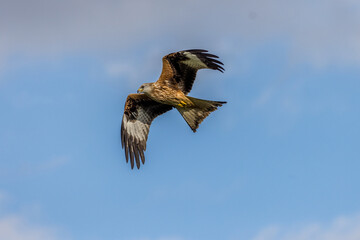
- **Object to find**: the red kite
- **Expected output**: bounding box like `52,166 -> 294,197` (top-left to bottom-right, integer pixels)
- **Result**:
121,49 -> 226,169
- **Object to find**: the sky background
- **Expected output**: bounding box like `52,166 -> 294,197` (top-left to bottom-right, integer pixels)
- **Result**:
1,0 -> 360,240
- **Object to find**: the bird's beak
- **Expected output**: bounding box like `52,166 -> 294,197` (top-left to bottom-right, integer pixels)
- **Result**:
137,88 -> 142,93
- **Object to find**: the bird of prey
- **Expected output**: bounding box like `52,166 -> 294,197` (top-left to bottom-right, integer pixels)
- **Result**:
121,49 -> 226,169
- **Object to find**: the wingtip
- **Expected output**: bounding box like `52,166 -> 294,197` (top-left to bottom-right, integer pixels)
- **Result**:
185,49 -> 209,53
190,50 -> 225,72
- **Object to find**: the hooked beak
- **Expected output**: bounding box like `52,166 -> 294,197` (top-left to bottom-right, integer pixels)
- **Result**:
137,88 -> 143,93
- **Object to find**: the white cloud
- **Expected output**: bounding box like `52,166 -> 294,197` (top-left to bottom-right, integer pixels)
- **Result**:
252,214 -> 360,240
0,0 -> 360,67
36,156 -> 70,172
0,215 -> 65,240
106,62 -> 134,79
18,155 -> 69,176
104,46 -> 168,88
0,190 -> 69,240
0,155 -> 69,179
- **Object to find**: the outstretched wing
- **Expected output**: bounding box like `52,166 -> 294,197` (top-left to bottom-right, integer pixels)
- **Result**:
157,49 -> 224,94
121,94 -> 173,169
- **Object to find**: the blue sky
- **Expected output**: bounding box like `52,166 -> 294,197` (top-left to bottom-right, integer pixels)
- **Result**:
1,1 -> 360,240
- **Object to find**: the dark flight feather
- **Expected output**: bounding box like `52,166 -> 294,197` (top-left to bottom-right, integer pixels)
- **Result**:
158,49 -> 225,94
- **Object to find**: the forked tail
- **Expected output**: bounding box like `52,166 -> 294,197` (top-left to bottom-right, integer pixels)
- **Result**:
176,96 -> 226,132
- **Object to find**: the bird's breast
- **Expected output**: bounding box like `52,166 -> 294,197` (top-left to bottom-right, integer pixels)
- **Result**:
149,85 -> 192,107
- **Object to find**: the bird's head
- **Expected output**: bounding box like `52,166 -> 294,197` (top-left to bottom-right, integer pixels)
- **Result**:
137,83 -> 153,94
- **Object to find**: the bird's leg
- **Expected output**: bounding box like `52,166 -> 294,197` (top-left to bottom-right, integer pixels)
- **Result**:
177,101 -> 188,107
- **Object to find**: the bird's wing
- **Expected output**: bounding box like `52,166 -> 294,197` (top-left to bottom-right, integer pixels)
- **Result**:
121,94 -> 173,169
156,49 -> 224,94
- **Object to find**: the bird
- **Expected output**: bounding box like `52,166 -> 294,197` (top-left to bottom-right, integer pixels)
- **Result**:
121,49 -> 226,169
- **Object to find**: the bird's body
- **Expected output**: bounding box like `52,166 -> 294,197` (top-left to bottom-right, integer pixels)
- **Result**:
121,49 -> 226,169
144,82 -> 193,107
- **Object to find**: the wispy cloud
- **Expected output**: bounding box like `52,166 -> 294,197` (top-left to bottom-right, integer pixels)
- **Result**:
0,155 -> 69,179
104,48 -> 164,88
253,213 -> 360,240
0,191 -> 69,240
131,237 -> 185,240
1,0 -> 359,67
157,237 -> 185,240
18,155 -> 70,177
0,215 -> 66,240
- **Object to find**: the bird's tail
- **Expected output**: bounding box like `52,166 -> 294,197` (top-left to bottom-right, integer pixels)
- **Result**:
176,96 -> 226,132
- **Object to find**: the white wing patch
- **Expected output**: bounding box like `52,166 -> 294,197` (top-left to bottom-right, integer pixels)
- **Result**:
123,114 -> 150,142
183,52 -> 208,69
121,95 -> 173,169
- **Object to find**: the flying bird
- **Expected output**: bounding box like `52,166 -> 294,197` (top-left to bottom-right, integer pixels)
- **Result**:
121,49 -> 226,169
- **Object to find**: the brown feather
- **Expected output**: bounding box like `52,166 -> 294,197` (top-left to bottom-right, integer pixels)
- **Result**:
156,49 -> 224,95
176,97 -> 226,132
